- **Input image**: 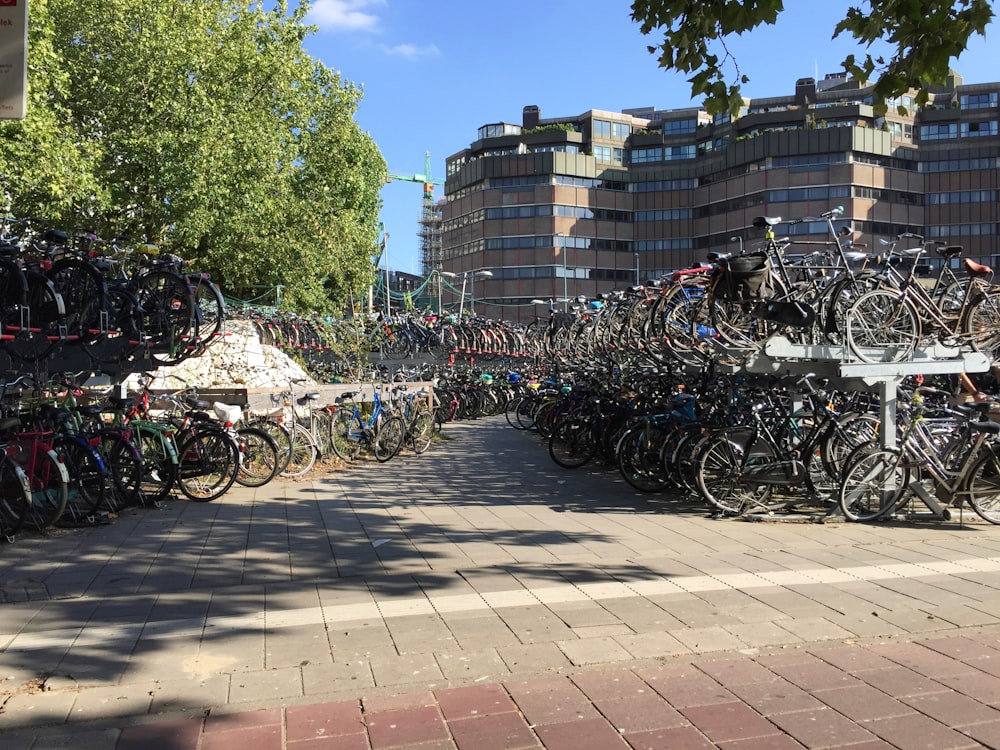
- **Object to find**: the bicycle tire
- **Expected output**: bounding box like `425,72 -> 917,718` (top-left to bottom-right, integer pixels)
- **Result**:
845,289 -> 920,363
132,270 -> 196,365
99,432 -> 143,510
965,291 -> 1000,363
0,454 -> 31,538
280,423 -> 318,477
48,258 -> 107,344
17,444 -> 69,530
54,436 -> 106,521
965,444 -> 1000,524
409,410 -> 435,454
616,424 -> 670,492
7,271 -> 65,362
694,430 -> 774,516
235,427 -> 281,488
133,424 -> 178,503
330,408 -> 364,462
838,445 -> 909,522
373,415 -> 405,462
311,409 -> 335,462
176,427 -> 239,501
89,286 -> 146,366
549,416 -> 597,469
245,417 -> 293,475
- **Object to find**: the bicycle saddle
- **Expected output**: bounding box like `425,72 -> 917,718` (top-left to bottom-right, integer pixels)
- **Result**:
752,216 -> 782,228
936,245 -> 963,258
335,392 -> 356,403
296,392 -> 321,405
964,257 -> 993,276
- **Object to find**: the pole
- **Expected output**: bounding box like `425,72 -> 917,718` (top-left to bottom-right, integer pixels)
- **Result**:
561,237 -> 568,313
437,271 -> 443,316
458,274 -> 468,318
634,253 -> 640,286
470,274 -> 476,316
383,232 -> 391,317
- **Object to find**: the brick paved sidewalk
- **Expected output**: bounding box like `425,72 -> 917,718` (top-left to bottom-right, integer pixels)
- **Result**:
107,629 -> 1000,750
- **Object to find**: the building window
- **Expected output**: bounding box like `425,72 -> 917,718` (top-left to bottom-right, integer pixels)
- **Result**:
478,123 -> 521,139
593,119 -> 611,137
927,190 -> 998,205
919,123 -> 958,141
961,120 -> 998,137
960,92 -> 998,110
593,145 -> 612,161
662,118 -> 697,135
611,122 -> 630,138
665,144 -> 696,160
629,147 -> 663,163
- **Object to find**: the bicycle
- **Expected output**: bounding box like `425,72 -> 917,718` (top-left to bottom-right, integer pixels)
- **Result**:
330,385 -> 405,462
838,387 -> 1000,524
844,234 -> 1000,363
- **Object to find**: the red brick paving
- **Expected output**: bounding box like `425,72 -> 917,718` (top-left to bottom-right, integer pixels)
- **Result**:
109,634 -> 1000,750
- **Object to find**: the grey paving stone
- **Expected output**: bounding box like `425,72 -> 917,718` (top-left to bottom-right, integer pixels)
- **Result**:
229,666 -> 303,704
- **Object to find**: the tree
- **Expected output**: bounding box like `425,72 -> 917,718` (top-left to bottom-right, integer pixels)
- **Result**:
631,0 -> 994,115
0,0 -> 386,312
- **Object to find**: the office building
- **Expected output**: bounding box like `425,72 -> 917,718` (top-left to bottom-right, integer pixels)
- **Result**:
439,71 -> 999,323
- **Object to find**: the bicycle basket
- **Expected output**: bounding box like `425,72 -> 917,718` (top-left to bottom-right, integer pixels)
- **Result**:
717,253 -> 772,302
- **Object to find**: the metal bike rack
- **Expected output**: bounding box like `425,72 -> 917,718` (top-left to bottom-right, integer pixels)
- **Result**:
741,335 -> 990,521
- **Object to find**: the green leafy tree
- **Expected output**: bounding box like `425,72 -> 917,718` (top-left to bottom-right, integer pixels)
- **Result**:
631,0 -> 994,114
0,0 -> 385,312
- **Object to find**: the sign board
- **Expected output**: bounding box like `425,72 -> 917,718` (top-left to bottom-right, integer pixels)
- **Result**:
0,0 -> 27,120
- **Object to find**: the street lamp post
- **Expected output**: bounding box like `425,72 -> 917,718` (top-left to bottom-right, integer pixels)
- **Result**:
438,271 -> 457,315
634,252 -> 640,286
383,231 -> 391,317
469,269 -> 492,316
729,235 -> 744,255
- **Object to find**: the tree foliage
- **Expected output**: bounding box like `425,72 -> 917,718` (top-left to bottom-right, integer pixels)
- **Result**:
0,0 -> 386,312
631,0 -> 994,115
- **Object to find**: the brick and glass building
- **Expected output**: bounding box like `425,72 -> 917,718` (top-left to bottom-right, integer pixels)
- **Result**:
438,71 -> 999,323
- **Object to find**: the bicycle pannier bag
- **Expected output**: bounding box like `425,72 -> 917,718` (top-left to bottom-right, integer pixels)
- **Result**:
717,253 -> 772,302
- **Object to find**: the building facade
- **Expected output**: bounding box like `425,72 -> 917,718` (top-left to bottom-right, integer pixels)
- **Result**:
438,71 -> 1000,323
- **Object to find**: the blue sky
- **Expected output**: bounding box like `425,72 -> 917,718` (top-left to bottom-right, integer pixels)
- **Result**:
299,0 -> 997,277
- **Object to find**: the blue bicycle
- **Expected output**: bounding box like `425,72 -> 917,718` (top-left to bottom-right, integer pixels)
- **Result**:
330,386 -> 405,462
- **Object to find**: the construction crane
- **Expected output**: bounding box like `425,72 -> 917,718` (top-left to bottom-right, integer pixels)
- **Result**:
385,151 -> 445,276
387,150 -> 444,199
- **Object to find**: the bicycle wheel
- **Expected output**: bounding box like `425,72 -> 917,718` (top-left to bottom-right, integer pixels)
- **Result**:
17,444 -> 69,530
132,270 -> 196,365
845,289 -> 920,363
820,412 -> 881,480
89,286 -> 146,366
8,272 -> 65,362
965,291 -> 1000,363
235,427 -> 281,488
176,427 -> 239,501
54,436 -> 106,521
280,422 -> 318,477
549,416 -> 597,469
99,432 -> 143,510
189,275 -> 225,352
373,415 -> 405,462
694,430 -> 774,516
245,417 -> 293,475
0,453 -> 31,538
133,425 -> 178,503
330,408 -> 364,462
409,410 -> 435,454
965,444 -> 1000,524
616,424 -> 670,492
838,445 -> 910,522
48,258 -> 106,344
310,409 -> 335,462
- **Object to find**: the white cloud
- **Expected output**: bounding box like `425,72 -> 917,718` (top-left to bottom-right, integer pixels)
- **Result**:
307,0 -> 385,33
377,43 -> 442,59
